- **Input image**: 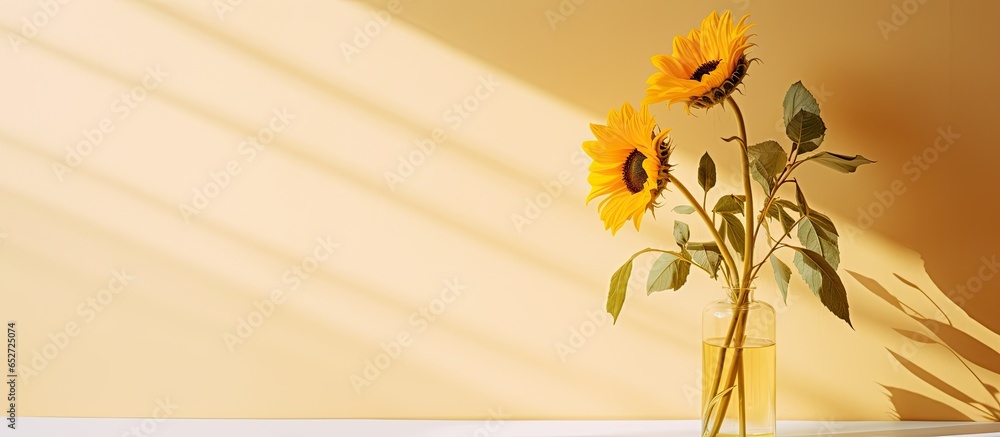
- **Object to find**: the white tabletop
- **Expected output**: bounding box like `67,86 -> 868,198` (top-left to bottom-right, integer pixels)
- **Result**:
9,419 -> 1000,436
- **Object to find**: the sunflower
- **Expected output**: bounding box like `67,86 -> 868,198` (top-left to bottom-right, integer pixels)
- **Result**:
583,103 -> 674,234
643,10 -> 755,111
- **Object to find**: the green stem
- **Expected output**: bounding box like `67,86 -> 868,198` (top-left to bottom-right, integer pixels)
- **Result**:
727,97 -> 755,289
753,161 -> 802,248
703,97 -> 756,437
749,215 -> 807,280
738,354 -> 747,437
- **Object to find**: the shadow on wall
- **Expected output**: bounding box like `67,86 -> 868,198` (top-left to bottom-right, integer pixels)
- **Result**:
848,271 -> 1000,421
830,61 -> 1000,343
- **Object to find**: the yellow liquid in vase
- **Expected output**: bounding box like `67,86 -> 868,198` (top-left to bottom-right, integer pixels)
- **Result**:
702,337 -> 776,437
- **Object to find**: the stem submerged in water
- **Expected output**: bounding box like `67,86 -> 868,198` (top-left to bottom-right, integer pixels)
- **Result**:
703,292 -> 751,437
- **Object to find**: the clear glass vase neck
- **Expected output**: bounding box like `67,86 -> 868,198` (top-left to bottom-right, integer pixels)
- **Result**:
723,286 -> 755,305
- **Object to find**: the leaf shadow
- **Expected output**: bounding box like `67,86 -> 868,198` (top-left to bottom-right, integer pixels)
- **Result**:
911,317 -> 1000,377
847,270 -> 1000,421
880,385 -> 973,421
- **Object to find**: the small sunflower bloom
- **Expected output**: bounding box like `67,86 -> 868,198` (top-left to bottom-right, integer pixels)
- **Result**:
644,10 -> 755,111
583,103 -> 674,235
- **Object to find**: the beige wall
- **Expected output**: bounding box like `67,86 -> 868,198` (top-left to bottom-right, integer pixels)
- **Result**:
1,0 -> 998,421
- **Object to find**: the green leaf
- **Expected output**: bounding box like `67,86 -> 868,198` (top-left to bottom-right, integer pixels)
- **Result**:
607,259 -> 634,324
770,255 -> 792,304
778,195 -> 837,235
786,110 -> 826,144
713,195 -> 744,215
805,152 -> 876,173
790,246 -> 853,328
750,160 -> 773,193
766,202 -> 795,234
774,198 -> 799,213
798,218 -> 841,270
809,211 -> 838,236
688,242 -> 723,279
646,251 -> 691,294
719,213 -> 746,259
795,184 -> 810,217
783,81 -> 820,127
672,205 -> 695,215
748,141 -> 787,177
772,195 -> 838,246
698,152 -> 717,192
748,140 -> 787,192
798,138 -> 822,154
673,221 -> 690,246
606,248 -> 668,324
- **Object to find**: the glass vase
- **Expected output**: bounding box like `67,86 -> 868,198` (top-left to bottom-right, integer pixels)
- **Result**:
701,288 -> 776,437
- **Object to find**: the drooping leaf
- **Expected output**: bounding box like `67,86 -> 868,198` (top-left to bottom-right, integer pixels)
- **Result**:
790,246 -> 852,328
805,152 -> 876,173
748,140 -> 787,193
646,251 -> 691,294
713,195 -> 744,215
766,202 -> 795,234
795,184 -> 810,217
786,110 -> 826,144
673,221 -> 690,246
770,255 -> 792,304
698,152 -> 717,192
798,218 -> 841,270
606,248 -> 661,323
607,259 -> 633,324
688,242 -> 723,279
672,205 -> 695,215
783,81 -> 820,127
719,213 -> 746,259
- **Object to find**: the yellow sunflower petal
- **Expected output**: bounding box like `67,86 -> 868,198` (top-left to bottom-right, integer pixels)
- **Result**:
582,102 -> 676,234
645,10 -> 755,110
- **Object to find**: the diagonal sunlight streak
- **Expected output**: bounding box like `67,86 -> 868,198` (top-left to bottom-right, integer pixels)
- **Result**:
0,131 -> 667,409
0,19 -> 711,362
0,30 -> 720,415
115,0 -> 685,253
125,0 -> 550,191
0,187 -> 513,416
118,0 -> 708,349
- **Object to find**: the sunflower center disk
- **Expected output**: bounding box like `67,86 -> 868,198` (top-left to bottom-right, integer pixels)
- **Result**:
690,59 -> 722,81
622,149 -> 648,194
